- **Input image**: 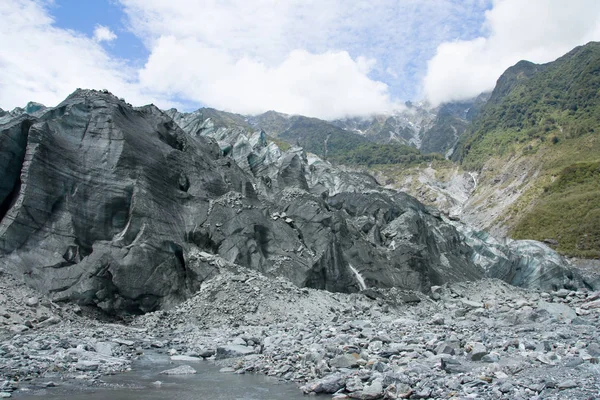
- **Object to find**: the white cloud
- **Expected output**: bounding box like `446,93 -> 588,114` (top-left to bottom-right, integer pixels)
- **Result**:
119,0 -> 489,118
0,0 -> 174,110
3,0 -> 597,118
423,0 -> 600,106
138,36 -> 398,119
93,25 -> 117,43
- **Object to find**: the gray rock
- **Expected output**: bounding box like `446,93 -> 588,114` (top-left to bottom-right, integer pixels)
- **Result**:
557,380 -> 577,390
348,378 -> 384,399
93,341 -> 115,356
198,349 -> 216,358
481,352 -> 500,363
76,360 -> 100,371
9,325 -> 29,333
345,376 -> 364,392
468,343 -> 488,361
435,341 -> 460,355
330,353 -> 360,368
216,345 -> 255,359
159,365 -> 197,375
587,343 -> 600,357
24,297 -> 39,307
461,299 -> 484,309
440,357 -> 469,373
231,337 -> 246,346
170,355 -> 202,362
499,382 -> 514,393
302,373 -> 345,394
537,301 -> 576,320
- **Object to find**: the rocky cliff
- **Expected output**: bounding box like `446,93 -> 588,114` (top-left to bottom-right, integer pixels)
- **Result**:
0,90 -> 586,315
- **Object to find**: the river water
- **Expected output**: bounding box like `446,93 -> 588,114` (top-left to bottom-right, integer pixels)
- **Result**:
16,354 -> 314,399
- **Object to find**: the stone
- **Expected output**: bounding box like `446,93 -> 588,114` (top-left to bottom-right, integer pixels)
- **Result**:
330,353 -> 360,368
440,357 -> 469,374
76,361 -> 100,371
362,378 -> 384,397
37,316 -> 60,327
231,337 -> 246,346
93,341 -> 115,356
170,355 -> 202,362
113,338 -> 135,346
467,343 -> 488,361
198,349 -> 216,358
557,380 -> 577,390
9,325 -> 29,333
584,300 -> 600,309
461,299 -> 484,309
24,297 -> 39,307
159,365 -> 197,375
435,341 -> 460,355
499,382 -> 514,393
481,352 -> 500,363
216,345 -> 255,359
345,376 -> 364,392
537,301 -> 576,320
348,378 -> 384,399
587,343 -> 600,357
430,286 -> 442,297
302,373 -> 345,394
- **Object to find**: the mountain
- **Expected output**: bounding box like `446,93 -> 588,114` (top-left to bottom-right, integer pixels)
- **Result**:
0,101 -> 47,125
0,89 -> 585,315
451,41 -> 600,257
331,111 -> 425,147
272,115 -> 371,159
330,96 -> 489,155
246,95 -> 489,160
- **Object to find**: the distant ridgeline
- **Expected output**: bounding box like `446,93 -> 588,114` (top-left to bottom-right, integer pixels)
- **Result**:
248,112 -> 446,168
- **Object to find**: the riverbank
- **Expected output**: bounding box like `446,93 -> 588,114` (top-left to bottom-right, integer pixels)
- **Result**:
1,262 -> 600,399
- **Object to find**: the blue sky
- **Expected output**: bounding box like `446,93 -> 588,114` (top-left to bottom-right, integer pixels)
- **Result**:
1,0 -> 599,118
49,0 -> 148,65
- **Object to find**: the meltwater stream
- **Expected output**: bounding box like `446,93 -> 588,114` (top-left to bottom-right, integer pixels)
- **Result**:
16,354 -> 317,400
349,264 -> 367,290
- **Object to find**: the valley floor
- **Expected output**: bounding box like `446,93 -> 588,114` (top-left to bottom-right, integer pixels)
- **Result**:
1,262 -> 600,400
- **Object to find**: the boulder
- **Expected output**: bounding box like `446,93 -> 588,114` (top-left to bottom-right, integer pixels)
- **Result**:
216,345 -> 255,359
159,365 -> 197,375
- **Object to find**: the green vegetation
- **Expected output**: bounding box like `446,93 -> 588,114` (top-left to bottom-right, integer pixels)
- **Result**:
279,116 -> 370,158
330,143 -> 444,167
450,42 -> 600,257
512,162 -> 600,258
199,108 -> 251,130
420,109 -> 469,154
248,110 -> 291,137
267,135 -> 292,151
455,42 -> 600,170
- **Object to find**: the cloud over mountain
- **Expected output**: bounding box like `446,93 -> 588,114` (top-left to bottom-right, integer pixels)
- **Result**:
423,0 -> 600,105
